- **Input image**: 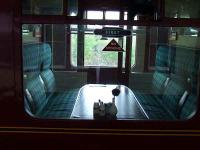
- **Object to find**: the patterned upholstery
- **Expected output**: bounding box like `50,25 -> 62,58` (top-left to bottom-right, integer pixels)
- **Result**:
179,93 -> 197,119
162,79 -> 185,115
24,96 -> 32,114
151,71 -> 168,94
40,42 -> 56,97
38,89 -> 79,118
135,80 -> 184,120
145,109 -> 174,120
40,70 -> 56,97
155,45 -> 170,73
174,47 -> 200,93
134,92 -> 161,107
174,47 -> 198,74
25,76 -> 47,115
135,45 -> 199,120
134,92 -> 176,120
172,46 -> 199,119
41,43 -> 52,70
23,43 -> 79,118
23,43 -> 41,78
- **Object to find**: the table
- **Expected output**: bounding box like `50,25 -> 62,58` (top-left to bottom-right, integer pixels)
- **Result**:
70,84 -> 148,120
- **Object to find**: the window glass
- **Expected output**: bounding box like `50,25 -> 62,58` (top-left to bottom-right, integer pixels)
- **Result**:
71,33 -> 78,67
22,24 -> 42,44
122,34 -> 136,68
165,0 -> 200,18
22,0 -> 63,15
131,35 -> 136,67
122,37 -> 126,68
105,11 -> 120,20
87,11 -> 103,20
22,24 -> 199,121
71,25 -> 78,29
70,23 -> 129,67
86,11 -> 103,29
84,35 -> 119,67
105,25 -> 120,28
87,25 -> 103,30
124,11 -> 128,20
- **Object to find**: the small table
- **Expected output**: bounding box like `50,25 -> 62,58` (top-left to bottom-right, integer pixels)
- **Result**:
70,84 -> 148,120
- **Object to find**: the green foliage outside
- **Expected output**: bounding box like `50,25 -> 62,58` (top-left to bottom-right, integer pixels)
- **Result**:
84,35 -> 118,66
71,34 -> 78,66
71,33 -> 136,67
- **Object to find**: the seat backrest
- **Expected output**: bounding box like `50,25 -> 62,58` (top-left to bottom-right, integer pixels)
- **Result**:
151,71 -> 169,95
174,46 -> 200,93
23,43 -> 41,79
155,45 -> 171,73
151,45 -> 172,95
40,43 -> 56,98
24,76 -> 47,115
178,93 -> 197,119
173,46 -> 200,119
23,43 -> 48,115
154,45 -> 199,119
162,75 -> 186,115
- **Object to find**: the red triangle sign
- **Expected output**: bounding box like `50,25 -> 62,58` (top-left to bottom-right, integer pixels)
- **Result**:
102,39 -> 124,52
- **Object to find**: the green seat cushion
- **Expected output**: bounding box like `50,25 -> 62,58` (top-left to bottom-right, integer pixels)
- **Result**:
25,76 -> 47,114
40,69 -> 56,97
38,88 -> 79,118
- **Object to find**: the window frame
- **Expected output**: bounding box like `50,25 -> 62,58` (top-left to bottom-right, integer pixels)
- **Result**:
68,10 -> 133,70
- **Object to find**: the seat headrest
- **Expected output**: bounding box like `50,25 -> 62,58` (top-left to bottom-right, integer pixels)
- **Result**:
155,45 -> 171,73
23,43 -> 52,79
23,43 -> 42,78
41,43 -> 52,70
174,47 -> 200,93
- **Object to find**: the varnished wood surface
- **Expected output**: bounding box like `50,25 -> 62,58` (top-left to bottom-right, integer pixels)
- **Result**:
71,84 -> 148,120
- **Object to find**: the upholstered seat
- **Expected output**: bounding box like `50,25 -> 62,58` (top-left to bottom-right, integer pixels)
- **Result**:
134,45 -> 199,120
23,43 -> 79,118
38,89 -> 79,118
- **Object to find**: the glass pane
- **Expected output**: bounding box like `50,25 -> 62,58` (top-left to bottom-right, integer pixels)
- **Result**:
71,33 -> 77,66
22,24 -> 199,121
165,0 -> 200,18
87,25 -> 103,30
130,26 -> 199,120
87,11 -> 103,19
84,35 -> 119,67
105,11 -> 120,20
22,0 -> 63,15
122,34 -> 136,69
124,11 -> 128,20
22,24 -> 42,43
131,35 -> 136,66
122,37 -> 126,68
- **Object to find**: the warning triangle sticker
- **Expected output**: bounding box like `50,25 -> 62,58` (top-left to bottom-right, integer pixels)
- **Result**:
102,39 -> 124,52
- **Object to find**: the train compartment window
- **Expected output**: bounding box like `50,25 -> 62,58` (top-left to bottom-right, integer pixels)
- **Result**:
22,24 -> 199,120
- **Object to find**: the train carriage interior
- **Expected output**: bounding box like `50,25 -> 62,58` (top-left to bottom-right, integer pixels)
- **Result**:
22,0 -> 200,121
